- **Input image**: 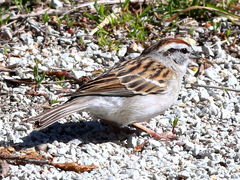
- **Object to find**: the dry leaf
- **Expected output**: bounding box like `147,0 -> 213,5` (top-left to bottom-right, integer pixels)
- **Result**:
51,162 -> 98,173
26,90 -> 48,97
0,147 -> 98,173
134,141 -> 149,152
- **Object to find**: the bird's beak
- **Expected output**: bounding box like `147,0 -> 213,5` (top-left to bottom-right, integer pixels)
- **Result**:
187,59 -> 199,74
188,48 -> 201,74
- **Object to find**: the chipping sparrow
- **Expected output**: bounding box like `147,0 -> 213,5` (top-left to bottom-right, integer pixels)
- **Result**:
25,38 -> 195,139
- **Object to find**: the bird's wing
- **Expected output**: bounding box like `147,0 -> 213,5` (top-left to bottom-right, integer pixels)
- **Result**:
70,56 -> 176,98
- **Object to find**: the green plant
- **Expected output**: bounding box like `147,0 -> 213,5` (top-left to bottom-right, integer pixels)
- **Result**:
42,13 -> 50,23
96,28 -> 121,50
97,28 -> 110,46
225,28 -> 231,37
83,0 -> 240,48
49,99 -> 58,105
33,60 -> 45,85
62,14 -> 74,27
156,0 -> 240,23
94,2 -> 111,19
188,28 -> 195,36
121,2 -> 154,41
55,76 -> 65,87
13,0 -> 34,12
213,21 -> 221,32
13,0 -> 24,10
0,8 -> 10,25
169,117 -> 179,134
78,37 -> 86,45
84,2 -> 111,24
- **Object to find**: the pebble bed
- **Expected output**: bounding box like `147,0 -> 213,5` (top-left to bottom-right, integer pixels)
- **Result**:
0,14 -> 239,179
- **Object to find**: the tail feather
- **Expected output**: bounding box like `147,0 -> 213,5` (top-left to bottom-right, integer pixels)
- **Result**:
25,97 -> 90,130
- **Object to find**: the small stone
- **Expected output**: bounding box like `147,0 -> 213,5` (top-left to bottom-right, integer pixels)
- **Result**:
20,33 -> 34,45
127,53 -> 140,59
213,43 -> 226,58
76,30 -> 85,37
192,45 -> 202,52
59,38 -> 72,45
199,88 -> 210,100
227,75 -> 238,86
88,42 -> 99,50
171,145 -> 181,153
155,147 -> 168,159
118,46 -> 127,57
179,170 -> 190,178
185,141 -> 194,151
208,26 -> 214,30
236,131 -> 240,138
72,70 -> 86,79
205,67 -> 222,82
51,0 -> 63,9
14,125 -> 27,131
193,145 -> 202,156
233,64 -> 240,72
235,104 -> 240,113
221,108 -> 232,119
195,27 -> 205,33
185,75 -> 197,84
130,170 -> 140,179
36,144 -> 48,151
100,52 -> 112,59
36,36 -> 44,43
148,139 -> 162,148
202,45 -> 214,57
1,28 -> 12,40
127,136 -> 138,148
47,26 -> 60,35
209,100 -> 219,116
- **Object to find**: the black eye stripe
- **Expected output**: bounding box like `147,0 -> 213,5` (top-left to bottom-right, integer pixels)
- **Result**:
164,48 -> 189,55
180,48 -> 189,54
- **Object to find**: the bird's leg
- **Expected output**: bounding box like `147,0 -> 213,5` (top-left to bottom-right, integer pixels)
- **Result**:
100,120 -> 135,134
132,123 -> 178,141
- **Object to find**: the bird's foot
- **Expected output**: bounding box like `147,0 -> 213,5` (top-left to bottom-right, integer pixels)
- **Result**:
132,122 -> 178,141
149,132 -> 178,141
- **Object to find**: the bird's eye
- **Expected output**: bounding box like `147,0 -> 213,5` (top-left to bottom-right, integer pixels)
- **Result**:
180,48 -> 189,54
168,48 -> 176,53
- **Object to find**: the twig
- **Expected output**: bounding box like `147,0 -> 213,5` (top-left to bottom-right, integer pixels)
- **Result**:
167,5 -> 240,25
0,68 -> 16,73
191,83 -> 240,93
0,20 -> 17,29
4,78 -> 75,85
41,80 -> 73,84
1,0 -> 154,23
1,8 -> 65,22
0,147 -> 98,173
0,155 -> 50,166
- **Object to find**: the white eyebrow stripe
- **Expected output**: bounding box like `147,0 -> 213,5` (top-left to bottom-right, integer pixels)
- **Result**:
158,42 -> 190,52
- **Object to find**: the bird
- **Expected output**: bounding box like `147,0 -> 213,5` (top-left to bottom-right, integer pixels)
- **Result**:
24,38 -> 195,140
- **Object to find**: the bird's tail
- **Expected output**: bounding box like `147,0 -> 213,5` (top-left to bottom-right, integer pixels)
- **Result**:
24,97 -> 90,130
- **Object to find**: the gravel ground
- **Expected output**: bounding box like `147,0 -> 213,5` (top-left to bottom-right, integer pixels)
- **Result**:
0,11 -> 240,180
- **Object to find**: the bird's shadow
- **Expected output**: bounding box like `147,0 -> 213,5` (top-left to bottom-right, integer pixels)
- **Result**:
0,121 -> 137,150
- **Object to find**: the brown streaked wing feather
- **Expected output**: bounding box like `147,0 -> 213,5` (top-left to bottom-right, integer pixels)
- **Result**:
117,57 -> 175,95
70,56 -> 175,97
